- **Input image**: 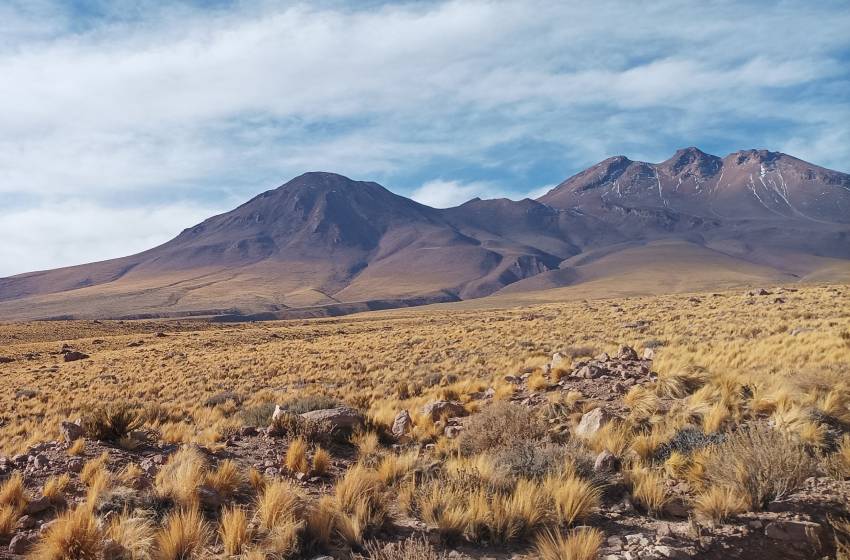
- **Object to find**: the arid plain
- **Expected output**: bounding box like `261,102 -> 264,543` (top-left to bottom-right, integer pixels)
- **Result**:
0,284 -> 848,559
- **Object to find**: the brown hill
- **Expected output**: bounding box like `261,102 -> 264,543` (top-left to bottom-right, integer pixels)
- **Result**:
1,151 -> 849,321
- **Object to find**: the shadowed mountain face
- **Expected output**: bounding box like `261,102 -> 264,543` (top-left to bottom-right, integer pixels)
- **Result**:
1,151 -> 849,320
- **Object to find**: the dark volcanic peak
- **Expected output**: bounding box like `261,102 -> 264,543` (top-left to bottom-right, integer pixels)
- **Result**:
661,147 -> 723,177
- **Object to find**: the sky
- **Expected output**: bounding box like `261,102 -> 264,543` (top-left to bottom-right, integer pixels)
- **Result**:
1,0 -> 849,277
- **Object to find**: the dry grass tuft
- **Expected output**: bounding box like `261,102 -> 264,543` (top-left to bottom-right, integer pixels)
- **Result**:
312,447 -> 332,477
534,527 -> 604,560
693,485 -> 748,524
285,437 -> 309,474
154,507 -> 210,560
219,506 -> 251,556
155,446 -> 206,508
105,514 -> 155,560
31,505 -> 103,560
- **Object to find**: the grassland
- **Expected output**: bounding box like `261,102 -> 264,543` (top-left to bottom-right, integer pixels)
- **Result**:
0,284 -> 849,559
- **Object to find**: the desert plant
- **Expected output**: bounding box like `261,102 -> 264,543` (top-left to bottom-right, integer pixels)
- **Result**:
238,402 -> 277,427
256,479 -> 304,532
544,474 -> 600,526
626,467 -> 668,516
219,506 -> 250,556
81,401 -> 144,441
359,536 -> 449,560
693,485 -> 747,524
205,459 -> 245,498
312,447 -> 332,477
534,527 -> 603,560
458,402 -> 548,456
105,514 -> 155,560
703,423 -> 816,510
68,438 -> 86,456
0,471 -> 27,510
31,505 -> 103,560
155,446 -> 207,508
155,507 -> 210,560
285,437 -> 309,474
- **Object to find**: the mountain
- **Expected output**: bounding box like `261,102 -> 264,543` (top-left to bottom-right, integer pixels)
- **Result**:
1,150 -> 849,321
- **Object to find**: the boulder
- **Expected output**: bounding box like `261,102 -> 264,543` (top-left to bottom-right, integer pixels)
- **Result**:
595,352 -> 610,362
300,406 -> 365,430
0,356 -> 14,364
8,533 -> 34,555
617,345 -> 639,361
593,450 -> 618,472
63,351 -> 89,362
422,400 -> 466,421
575,408 -> 609,439
271,404 -> 286,422
764,520 -> 823,545
575,364 -> 604,379
60,420 -> 84,443
642,348 -> 655,360
550,352 -> 566,370
391,410 -> 413,439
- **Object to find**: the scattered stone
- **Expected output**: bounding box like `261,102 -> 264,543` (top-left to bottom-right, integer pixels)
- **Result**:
14,515 -> 36,530
595,352 -> 611,362
617,345 -> 639,361
764,519 -> 822,545
392,410 -> 413,439
444,425 -> 463,438
576,364 -> 605,379
68,458 -> 84,473
0,356 -> 14,364
15,388 -> 37,399
204,391 -> 242,407
300,406 -> 365,430
593,450 -> 619,472
102,538 -> 124,560
422,400 -> 466,421
60,420 -> 84,442
8,533 -> 34,555
63,351 -> 89,362
642,348 -> 655,360
239,426 -> 258,437
662,497 -> 689,518
550,352 -> 566,370
575,408 -> 609,439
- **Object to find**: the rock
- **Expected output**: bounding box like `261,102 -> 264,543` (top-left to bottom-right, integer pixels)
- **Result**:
550,352 -> 566,370
204,391 -> 242,407
40,519 -> 58,534
422,400 -> 466,421
593,450 -> 619,472
25,496 -> 52,515
239,426 -> 258,437
503,375 -> 522,384
68,458 -> 85,473
392,410 -> 413,439
617,345 -> 639,361
15,388 -> 37,399
445,425 -> 464,438
271,404 -> 286,422
197,485 -> 224,509
8,533 -> 34,554
662,497 -> 689,518
595,352 -> 610,362
654,545 -> 691,559
63,351 -> 89,362
300,406 -> 365,430
15,515 -> 36,530
575,408 -> 609,439
483,387 -> 496,399
642,348 -> 655,360
758,288 -> 772,296
576,364 -> 604,379
764,520 -> 822,545
0,356 -> 14,364
310,557 -> 334,560
60,420 -> 84,442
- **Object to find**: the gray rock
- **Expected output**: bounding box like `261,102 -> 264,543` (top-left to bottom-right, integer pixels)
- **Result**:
618,345 -> 639,361
60,420 -> 84,443
392,410 -> 413,439
764,520 -> 822,544
25,496 -> 52,515
300,406 -> 365,430
422,400 -> 466,421
8,533 -> 34,554
594,450 -> 618,472
63,351 -> 89,362
575,407 -> 609,439
550,352 -> 566,370
642,348 -> 655,360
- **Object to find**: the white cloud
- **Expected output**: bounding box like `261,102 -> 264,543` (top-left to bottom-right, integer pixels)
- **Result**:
0,201 -> 227,277
410,179 -> 500,208
0,0 -> 847,275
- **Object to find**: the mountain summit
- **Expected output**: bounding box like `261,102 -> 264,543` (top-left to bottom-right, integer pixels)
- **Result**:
1,150 -> 849,320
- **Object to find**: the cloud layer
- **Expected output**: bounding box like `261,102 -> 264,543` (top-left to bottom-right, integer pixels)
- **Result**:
1,0 -> 848,276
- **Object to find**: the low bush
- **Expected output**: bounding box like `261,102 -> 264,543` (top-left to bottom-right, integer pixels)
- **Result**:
458,402 -> 548,456
359,536 -> 448,560
703,422 -> 816,510
81,402 -> 144,442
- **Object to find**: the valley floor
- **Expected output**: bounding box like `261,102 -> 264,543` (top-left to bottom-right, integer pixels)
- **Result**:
0,284 -> 849,559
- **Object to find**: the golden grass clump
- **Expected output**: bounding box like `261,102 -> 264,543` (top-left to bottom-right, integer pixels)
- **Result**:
626,467 -> 668,516
285,437 -> 309,474
693,485 -> 748,524
68,438 -> 86,456
534,527 -> 604,560
155,507 -> 210,560
312,446 -> 332,477
544,474 -> 600,526
256,479 -> 304,532
205,459 -> 245,498
219,506 -> 251,556
0,471 -> 27,510
155,446 -> 207,508
31,505 -> 103,560
105,514 -> 155,560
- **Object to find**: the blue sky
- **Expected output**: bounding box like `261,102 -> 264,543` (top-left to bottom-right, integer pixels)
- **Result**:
1,0 -> 849,276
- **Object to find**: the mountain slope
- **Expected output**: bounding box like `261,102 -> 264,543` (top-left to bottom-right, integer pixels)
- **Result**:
1,150 -> 849,321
